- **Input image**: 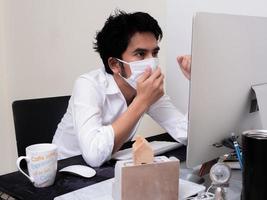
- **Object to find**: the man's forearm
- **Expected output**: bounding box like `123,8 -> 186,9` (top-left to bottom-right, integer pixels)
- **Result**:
111,97 -> 147,153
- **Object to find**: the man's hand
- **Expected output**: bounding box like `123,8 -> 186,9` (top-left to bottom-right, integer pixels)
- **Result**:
135,67 -> 164,109
177,55 -> 191,80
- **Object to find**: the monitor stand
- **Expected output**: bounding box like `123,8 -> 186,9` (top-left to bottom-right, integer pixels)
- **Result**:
252,83 -> 267,129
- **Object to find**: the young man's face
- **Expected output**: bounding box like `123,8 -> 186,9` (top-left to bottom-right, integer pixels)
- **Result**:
121,32 -> 160,78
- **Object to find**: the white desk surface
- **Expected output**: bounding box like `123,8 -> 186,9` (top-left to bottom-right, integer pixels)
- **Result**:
55,162 -> 242,200
54,178 -> 207,200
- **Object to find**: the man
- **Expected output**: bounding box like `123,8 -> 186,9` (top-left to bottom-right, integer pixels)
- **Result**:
52,10 -> 190,167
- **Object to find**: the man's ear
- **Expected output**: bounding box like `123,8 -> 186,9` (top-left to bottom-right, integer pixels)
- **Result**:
108,57 -> 121,74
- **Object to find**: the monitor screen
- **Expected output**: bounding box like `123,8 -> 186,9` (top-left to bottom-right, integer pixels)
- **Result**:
187,12 -> 267,168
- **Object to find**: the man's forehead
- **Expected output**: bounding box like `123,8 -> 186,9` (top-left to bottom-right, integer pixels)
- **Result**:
127,32 -> 158,48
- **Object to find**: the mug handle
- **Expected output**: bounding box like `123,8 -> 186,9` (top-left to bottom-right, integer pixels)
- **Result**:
16,156 -> 34,183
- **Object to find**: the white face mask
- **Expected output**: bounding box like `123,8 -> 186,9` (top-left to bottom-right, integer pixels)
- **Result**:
117,57 -> 159,88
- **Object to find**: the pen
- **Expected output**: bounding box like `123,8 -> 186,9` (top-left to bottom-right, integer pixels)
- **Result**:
231,133 -> 243,170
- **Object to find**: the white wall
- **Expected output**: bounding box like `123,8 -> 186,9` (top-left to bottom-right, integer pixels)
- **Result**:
166,0 -> 267,113
0,0 -> 18,175
0,0 -> 166,174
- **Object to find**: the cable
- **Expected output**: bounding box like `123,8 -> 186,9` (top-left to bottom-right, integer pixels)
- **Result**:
184,192 -> 215,200
184,185 -> 215,200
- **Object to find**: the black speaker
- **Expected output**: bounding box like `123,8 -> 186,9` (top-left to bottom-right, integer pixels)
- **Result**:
242,130 -> 267,200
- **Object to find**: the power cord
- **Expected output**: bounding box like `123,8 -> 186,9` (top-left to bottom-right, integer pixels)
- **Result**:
185,185 -> 215,200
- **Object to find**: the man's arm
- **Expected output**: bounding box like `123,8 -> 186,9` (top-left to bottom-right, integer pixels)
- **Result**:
147,95 -> 188,145
112,67 -> 164,153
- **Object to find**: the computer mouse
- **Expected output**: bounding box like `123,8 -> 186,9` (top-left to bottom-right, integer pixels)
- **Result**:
59,165 -> 96,178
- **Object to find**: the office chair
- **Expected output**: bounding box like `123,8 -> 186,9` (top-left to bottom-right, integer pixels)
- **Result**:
12,95 -> 70,157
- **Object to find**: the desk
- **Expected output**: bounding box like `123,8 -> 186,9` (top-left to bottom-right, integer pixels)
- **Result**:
0,133 -> 187,200
0,133 -> 242,200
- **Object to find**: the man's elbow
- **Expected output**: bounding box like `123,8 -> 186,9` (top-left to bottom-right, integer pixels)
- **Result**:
81,151 -> 109,167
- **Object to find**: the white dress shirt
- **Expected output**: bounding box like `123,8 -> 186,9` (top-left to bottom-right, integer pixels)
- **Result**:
52,67 -> 187,167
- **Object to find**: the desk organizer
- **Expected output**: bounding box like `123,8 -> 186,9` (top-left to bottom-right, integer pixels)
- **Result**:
112,156 -> 180,200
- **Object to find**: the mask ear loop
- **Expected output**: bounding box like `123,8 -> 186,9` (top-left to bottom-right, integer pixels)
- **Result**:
116,58 -> 128,78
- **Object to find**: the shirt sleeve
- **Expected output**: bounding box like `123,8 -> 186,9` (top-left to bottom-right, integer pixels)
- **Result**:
70,76 -> 114,167
147,95 -> 188,145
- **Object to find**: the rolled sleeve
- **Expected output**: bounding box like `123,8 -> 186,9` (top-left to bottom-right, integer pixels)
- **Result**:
71,77 -> 115,167
80,125 -> 114,167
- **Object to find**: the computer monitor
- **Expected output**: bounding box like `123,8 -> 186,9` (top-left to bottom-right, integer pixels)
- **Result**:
187,12 -> 267,168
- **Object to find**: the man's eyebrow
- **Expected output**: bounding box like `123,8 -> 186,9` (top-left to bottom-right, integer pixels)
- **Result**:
133,46 -> 160,53
133,48 -> 148,53
154,46 -> 160,51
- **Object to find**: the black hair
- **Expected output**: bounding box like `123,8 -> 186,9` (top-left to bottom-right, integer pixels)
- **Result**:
93,10 -> 163,74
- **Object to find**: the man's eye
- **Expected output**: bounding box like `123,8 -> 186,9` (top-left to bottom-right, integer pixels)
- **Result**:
153,51 -> 159,57
136,52 -> 145,57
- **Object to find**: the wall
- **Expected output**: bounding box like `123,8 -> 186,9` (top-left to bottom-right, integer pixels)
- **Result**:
0,0 -> 166,174
0,0 -> 18,175
166,0 -> 267,113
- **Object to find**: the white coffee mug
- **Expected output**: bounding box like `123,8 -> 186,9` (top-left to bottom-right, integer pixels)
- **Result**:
16,143 -> 58,188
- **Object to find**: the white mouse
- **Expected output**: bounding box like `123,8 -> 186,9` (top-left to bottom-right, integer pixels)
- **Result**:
59,165 -> 96,178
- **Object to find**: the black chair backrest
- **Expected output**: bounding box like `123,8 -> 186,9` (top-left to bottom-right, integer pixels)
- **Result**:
12,95 -> 70,157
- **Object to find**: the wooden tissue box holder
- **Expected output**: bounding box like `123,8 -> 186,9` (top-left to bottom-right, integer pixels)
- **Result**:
113,156 -> 180,200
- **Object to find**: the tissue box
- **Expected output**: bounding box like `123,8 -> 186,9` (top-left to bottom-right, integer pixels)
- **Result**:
112,156 -> 180,200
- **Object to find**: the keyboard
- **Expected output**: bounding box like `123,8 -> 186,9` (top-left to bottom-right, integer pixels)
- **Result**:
112,141 -> 183,160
